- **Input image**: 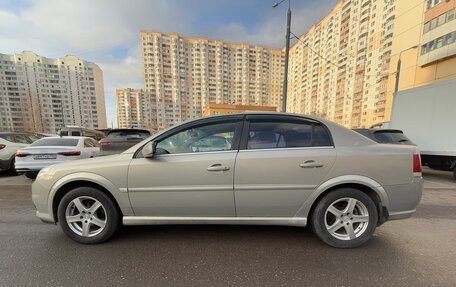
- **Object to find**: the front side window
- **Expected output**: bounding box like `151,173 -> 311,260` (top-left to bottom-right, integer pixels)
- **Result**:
156,121 -> 237,154
247,120 -> 332,150
84,139 -> 94,148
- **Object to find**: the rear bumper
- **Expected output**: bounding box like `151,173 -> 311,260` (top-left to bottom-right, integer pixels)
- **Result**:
15,161 -> 64,173
388,209 -> 416,220
384,176 -> 423,220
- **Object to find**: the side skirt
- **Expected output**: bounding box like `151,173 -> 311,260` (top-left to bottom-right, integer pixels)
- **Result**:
123,216 -> 307,227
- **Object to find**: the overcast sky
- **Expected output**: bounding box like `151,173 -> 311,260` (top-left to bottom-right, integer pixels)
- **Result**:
0,0 -> 337,127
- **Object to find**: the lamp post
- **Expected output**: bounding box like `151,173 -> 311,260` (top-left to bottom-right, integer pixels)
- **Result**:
272,0 -> 291,112
394,45 -> 418,97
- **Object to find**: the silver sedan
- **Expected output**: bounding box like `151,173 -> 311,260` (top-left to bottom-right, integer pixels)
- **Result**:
32,113 -> 423,248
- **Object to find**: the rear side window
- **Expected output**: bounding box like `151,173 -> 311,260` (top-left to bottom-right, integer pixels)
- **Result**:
247,120 -> 332,150
106,131 -> 150,140
373,131 -> 413,145
31,138 -> 79,147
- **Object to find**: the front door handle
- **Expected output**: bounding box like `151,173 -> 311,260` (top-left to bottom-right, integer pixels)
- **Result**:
207,164 -> 230,172
300,160 -> 324,168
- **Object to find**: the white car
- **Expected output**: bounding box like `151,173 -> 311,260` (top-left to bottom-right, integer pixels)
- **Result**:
16,136 -> 100,179
0,132 -> 42,175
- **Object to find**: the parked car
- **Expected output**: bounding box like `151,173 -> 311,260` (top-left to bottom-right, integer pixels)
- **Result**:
59,126 -> 105,141
32,113 -> 423,248
16,136 -> 100,179
99,129 -> 151,155
353,128 -> 415,145
0,132 -> 42,175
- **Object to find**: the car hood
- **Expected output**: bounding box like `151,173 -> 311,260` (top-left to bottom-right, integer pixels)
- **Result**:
44,153 -> 132,174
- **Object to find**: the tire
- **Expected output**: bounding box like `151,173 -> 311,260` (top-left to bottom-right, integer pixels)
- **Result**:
453,167 -> 456,181
25,171 -> 38,179
57,187 -> 120,244
8,158 -> 18,176
310,188 -> 378,248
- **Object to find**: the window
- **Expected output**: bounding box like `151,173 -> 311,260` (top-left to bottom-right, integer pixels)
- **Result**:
7,134 -> 33,144
31,138 -> 79,147
156,121 -> 237,154
246,120 -> 332,150
84,139 -> 95,148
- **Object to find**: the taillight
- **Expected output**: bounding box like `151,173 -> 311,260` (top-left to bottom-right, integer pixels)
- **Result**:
99,142 -> 110,147
413,153 -> 422,175
16,151 -> 30,157
58,151 -> 81,156
0,144 -> 6,150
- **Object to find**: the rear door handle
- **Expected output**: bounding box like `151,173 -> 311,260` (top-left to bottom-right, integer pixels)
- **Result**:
207,164 -> 230,172
300,160 -> 324,168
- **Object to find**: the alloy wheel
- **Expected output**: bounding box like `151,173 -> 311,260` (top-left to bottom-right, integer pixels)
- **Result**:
65,196 -> 107,237
324,197 -> 369,241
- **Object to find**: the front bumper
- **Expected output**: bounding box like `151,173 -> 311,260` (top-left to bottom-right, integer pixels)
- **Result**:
31,173 -> 56,223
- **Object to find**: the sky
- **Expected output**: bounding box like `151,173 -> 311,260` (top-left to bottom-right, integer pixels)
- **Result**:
0,0 -> 337,128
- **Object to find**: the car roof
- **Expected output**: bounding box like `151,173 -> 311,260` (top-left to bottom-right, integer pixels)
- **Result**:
0,132 -> 36,135
37,136 -> 89,140
107,128 -> 150,134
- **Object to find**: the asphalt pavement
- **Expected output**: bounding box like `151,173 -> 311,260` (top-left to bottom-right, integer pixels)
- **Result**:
0,168 -> 455,286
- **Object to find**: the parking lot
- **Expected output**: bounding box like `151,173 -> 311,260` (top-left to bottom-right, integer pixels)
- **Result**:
0,168 -> 455,286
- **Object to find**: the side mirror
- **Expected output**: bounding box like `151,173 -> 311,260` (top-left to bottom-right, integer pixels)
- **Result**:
142,141 -> 157,158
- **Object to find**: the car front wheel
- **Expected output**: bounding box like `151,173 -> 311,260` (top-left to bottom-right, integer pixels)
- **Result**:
310,188 -> 378,248
57,187 -> 120,244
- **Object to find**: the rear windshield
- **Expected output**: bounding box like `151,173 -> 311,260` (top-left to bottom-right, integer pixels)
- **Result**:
106,131 -> 150,140
373,131 -> 413,145
30,138 -> 79,147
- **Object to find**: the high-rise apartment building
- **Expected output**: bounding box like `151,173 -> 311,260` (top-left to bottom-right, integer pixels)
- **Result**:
385,0 -> 456,119
140,31 -> 284,131
287,0 -> 397,128
116,88 -> 148,128
0,51 -> 107,133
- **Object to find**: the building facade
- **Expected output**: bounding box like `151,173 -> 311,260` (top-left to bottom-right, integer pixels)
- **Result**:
116,88 -> 148,128
140,31 -> 284,132
385,0 -> 456,119
0,51 -> 107,133
287,0 -> 397,128
202,104 -> 277,116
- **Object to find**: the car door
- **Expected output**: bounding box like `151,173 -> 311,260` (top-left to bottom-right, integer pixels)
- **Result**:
127,117 -> 243,217
234,115 -> 337,217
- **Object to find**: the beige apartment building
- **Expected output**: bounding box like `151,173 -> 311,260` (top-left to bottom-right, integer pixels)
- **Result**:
0,51 -> 107,133
385,0 -> 456,118
116,88 -> 148,128
140,31 -> 284,131
287,0 -> 397,128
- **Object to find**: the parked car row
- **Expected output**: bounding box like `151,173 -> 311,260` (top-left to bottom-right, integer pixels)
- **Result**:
0,128 -> 151,179
0,132 -> 47,175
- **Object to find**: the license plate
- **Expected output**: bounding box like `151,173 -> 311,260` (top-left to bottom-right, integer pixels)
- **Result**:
33,154 -> 57,160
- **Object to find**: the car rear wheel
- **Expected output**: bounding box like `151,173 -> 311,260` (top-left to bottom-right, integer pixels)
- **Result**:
310,188 -> 378,248
57,187 -> 120,244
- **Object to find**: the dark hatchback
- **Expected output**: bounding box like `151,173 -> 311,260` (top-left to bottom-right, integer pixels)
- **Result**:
353,129 -> 415,145
99,129 -> 151,155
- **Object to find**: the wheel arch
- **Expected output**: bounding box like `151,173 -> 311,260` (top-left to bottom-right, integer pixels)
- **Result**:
48,173 -> 134,223
296,175 -> 390,225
